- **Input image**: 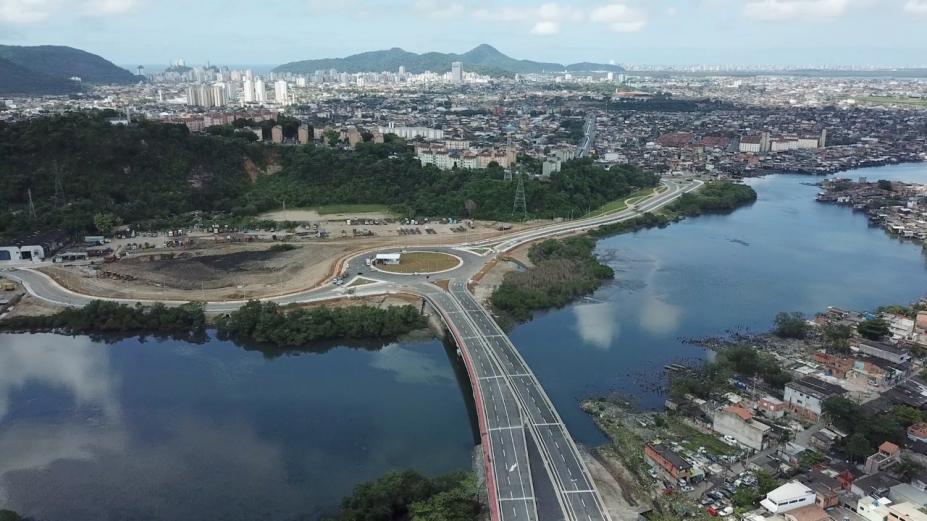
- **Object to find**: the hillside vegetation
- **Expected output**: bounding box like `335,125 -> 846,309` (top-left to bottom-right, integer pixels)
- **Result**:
0,112 -> 265,238
0,112 -> 658,239
0,45 -> 138,94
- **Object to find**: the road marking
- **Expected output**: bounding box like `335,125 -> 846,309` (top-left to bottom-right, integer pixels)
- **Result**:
563,490 -> 596,494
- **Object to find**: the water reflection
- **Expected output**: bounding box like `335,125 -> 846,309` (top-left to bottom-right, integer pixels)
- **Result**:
573,303 -> 618,349
0,333 -> 474,521
639,295 -> 683,337
371,342 -> 456,384
0,334 -> 120,420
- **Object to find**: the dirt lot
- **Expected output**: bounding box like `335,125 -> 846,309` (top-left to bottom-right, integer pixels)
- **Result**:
39,218 -> 548,302
471,242 -> 534,305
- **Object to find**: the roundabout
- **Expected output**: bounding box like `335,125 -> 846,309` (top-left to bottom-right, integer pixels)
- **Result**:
370,250 -> 463,275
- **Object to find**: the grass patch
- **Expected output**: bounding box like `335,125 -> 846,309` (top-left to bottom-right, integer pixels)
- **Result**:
315,204 -> 393,215
856,96 -> 927,108
585,187 -> 656,217
666,416 -> 735,455
268,243 -> 300,252
346,277 -> 376,288
376,252 -> 460,274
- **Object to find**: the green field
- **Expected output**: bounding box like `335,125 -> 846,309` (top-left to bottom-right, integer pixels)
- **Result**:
315,204 -> 394,215
856,96 -> 927,108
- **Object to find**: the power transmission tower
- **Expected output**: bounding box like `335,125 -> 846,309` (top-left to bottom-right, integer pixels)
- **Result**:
512,172 -> 527,221
27,188 -> 37,220
52,160 -> 64,209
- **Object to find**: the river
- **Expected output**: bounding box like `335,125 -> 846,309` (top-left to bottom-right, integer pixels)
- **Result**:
1,163 -> 926,520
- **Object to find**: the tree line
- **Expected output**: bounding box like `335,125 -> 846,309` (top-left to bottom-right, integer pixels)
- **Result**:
0,300 -> 206,341
325,470 -> 480,521
216,300 -> 428,346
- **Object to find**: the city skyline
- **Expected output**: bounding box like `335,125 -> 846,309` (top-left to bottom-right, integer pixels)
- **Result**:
1,0 -> 926,67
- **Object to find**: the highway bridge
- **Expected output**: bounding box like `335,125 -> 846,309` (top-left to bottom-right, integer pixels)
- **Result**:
2,178 -> 704,521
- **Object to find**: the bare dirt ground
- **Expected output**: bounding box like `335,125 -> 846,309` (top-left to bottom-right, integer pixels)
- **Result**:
38,218 -> 548,302
471,242 -> 534,305
582,446 -> 650,521
2,291 -> 66,318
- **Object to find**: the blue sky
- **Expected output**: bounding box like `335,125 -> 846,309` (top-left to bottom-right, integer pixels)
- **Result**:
0,0 -> 925,67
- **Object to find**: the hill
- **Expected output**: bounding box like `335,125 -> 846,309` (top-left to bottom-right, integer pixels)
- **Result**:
274,44 -> 623,75
0,45 -> 139,95
0,57 -> 79,95
0,113 -> 656,239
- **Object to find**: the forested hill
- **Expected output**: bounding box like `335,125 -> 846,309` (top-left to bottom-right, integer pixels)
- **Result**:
0,45 -> 139,94
0,112 -> 657,240
274,44 -> 624,75
0,113 -> 265,239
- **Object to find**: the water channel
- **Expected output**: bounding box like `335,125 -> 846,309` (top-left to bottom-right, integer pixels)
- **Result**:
1,163 -> 926,520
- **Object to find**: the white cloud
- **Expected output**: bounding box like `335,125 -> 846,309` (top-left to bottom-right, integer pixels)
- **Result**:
589,3 -> 647,32
473,2 -> 584,35
0,0 -> 53,23
0,0 -> 136,23
904,0 -> 927,14
83,0 -> 136,16
531,20 -> 560,34
743,0 -> 853,21
413,0 -> 464,19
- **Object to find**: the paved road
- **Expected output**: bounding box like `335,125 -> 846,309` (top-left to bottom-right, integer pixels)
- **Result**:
577,114 -> 596,159
2,177 -> 703,521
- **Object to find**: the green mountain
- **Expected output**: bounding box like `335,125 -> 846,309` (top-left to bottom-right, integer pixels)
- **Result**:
0,45 -> 139,95
0,57 -> 79,95
273,44 -> 624,76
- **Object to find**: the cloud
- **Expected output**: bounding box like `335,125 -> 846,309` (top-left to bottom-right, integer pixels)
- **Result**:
589,3 -> 647,32
531,20 -> 560,34
743,0 -> 853,21
473,2 -> 584,35
904,0 -> 927,14
0,0 -> 52,23
0,0 -> 136,23
413,0 -> 464,19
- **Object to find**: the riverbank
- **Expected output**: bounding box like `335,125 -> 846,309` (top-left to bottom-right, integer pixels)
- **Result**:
484,181 -> 758,323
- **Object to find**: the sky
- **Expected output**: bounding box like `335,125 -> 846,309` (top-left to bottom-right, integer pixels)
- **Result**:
0,0 -> 925,67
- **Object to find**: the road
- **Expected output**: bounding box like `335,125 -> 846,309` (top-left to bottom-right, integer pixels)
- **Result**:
2,177 -> 703,521
577,114 -> 596,159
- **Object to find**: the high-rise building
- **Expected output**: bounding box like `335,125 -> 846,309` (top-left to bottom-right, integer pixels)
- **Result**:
298,124 -> 310,144
399,65 -> 406,76
274,80 -> 288,105
254,79 -> 266,103
242,79 -> 254,103
451,61 -> 463,84
136,65 -> 144,77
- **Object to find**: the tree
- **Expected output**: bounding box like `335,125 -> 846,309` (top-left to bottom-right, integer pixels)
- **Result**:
464,199 -> 477,217
823,396 -> 860,432
877,179 -> 893,191
0,511 -> 22,521
893,405 -> 924,428
323,129 -> 341,146
897,457 -> 924,481
823,324 -> 853,353
93,211 -> 120,234
844,433 -> 874,462
774,312 -> 809,339
857,318 -> 890,341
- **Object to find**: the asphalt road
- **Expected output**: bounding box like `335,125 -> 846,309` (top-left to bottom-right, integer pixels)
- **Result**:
2,177 -> 703,521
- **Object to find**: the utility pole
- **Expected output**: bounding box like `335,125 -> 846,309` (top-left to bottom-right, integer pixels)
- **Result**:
513,171 -> 527,221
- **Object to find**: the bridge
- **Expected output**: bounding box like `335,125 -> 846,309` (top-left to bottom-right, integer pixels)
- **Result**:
2,178 -> 703,521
